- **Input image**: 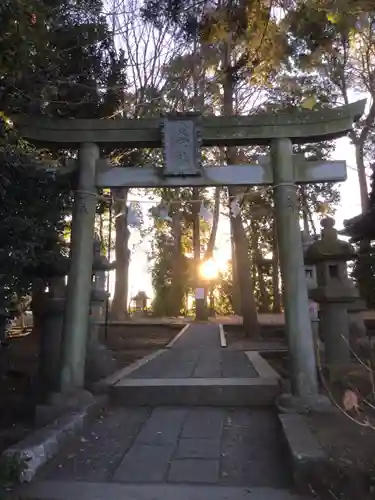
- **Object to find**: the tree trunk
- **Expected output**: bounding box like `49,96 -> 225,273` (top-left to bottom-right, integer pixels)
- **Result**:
257,261 -> 270,313
110,188 -> 130,320
169,211 -> 184,317
251,222 -> 269,313
31,278 -> 46,338
250,223 -> 257,289
272,221 -> 282,313
354,141 -> 369,213
193,187 -> 207,320
228,207 -> 259,335
230,216 -> 241,314
222,45 -> 259,335
204,187 -> 220,260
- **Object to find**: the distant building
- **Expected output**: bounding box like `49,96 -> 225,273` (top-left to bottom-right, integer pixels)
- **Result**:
130,290 -> 150,316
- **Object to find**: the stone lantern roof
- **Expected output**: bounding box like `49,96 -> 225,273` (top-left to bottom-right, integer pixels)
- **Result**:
305,217 -> 356,264
92,254 -> 115,272
132,290 -> 150,301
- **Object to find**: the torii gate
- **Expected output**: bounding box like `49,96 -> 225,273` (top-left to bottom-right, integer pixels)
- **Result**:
15,100 -> 365,402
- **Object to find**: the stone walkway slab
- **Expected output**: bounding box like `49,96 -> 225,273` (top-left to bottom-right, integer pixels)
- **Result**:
111,377 -> 279,406
37,407 -> 291,489
169,324 -> 220,350
125,349 -> 258,379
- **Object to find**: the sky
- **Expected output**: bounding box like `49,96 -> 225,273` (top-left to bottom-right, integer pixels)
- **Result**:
116,134 -> 364,302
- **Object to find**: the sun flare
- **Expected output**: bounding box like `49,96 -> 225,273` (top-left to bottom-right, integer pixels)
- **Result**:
200,258 -> 219,280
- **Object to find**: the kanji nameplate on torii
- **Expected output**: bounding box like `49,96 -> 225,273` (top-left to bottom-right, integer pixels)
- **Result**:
161,116 -> 201,177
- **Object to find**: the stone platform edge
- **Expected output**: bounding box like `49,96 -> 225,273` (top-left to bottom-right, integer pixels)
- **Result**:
2,395 -> 107,483
246,351 -> 280,380
279,413 -> 327,494
16,481 -> 308,500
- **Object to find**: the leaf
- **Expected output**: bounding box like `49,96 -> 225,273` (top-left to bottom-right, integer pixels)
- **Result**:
343,389 -> 359,413
326,12 -> 340,24
300,95 -> 317,110
316,202 -> 329,214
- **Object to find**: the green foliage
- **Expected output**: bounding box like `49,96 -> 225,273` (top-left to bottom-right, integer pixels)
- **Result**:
350,167 -> 375,307
0,121 -> 72,308
0,0 -> 127,313
0,0 -> 126,119
0,453 -> 28,490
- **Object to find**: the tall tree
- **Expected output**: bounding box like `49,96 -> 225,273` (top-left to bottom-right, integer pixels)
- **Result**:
142,0 -> 287,334
286,1 -> 375,212
0,0 -> 126,321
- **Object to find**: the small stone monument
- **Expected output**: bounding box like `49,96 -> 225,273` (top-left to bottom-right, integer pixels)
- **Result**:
31,258 -> 90,426
305,217 -> 357,372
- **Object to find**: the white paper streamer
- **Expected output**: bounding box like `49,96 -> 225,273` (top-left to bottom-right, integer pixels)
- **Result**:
126,204 -> 143,228
158,205 -> 172,221
230,199 -> 241,218
199,202 -> 213,223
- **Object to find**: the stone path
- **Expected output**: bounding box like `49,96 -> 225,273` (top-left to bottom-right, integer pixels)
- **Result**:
128,324 -> 258,379
19,324 -> 306,500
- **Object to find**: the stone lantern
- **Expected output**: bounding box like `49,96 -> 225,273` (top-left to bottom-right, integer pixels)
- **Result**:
305,217 -> 357,367
89,236 -> 111,343
32,256 -> 70,396
301,231 -> 319,346
85,236 -> 117,384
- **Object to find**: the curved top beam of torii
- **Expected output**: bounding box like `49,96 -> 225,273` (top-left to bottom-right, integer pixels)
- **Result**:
13,100 -> 366,148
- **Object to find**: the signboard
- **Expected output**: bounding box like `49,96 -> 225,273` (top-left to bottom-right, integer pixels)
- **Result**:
162,117 -> 201,176
195,288 -> 205,300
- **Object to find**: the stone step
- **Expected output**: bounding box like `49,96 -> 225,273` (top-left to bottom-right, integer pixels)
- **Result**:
110,377 -> 280,406
17,480 -> 309,500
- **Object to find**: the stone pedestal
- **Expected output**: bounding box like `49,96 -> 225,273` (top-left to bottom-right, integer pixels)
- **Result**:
32,296 -> 65,395
318,301 -> 352,364
277,392 -> 336,415
85,289 -> 116,384
88,287 -> 107,345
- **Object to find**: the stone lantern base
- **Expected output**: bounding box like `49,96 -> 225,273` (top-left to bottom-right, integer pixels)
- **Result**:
325,361 -> 369,385
277,393 -> 336,414
85,290 -> 117,384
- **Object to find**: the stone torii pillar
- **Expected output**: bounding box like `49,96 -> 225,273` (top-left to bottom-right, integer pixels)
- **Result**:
60,143 -> 99,393
271,139 -> 318,398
